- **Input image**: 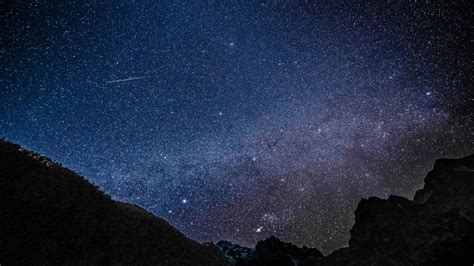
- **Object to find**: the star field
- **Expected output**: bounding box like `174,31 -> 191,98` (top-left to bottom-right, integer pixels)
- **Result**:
1,1 -> 472,253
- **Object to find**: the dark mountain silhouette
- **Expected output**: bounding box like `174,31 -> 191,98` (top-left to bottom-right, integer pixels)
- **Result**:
0,140 -> 227,265
1,139 -> 472,265
217,154 -> 474,265
217,236 -> 323,266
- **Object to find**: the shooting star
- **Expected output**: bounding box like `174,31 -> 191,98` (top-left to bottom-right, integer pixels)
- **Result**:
106,76 -> 149,84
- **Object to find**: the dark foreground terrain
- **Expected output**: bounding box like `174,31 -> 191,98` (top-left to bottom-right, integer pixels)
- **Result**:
0,140 -> 227,265
217,153 -> 474,265
1,139 -> 473,265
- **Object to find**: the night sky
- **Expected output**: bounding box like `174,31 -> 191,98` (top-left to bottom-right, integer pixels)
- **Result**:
1,1 -> 473,253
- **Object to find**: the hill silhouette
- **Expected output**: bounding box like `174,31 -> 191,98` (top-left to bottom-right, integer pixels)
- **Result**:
0,139 -> 227,265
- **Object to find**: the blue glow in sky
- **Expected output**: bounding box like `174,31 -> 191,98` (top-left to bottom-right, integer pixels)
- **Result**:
1,1 -> 472,253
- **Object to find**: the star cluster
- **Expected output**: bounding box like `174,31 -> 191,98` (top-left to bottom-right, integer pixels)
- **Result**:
1,1 -> 472,253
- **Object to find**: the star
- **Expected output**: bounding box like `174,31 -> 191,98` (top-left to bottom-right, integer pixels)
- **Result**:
2,0 -> 471,255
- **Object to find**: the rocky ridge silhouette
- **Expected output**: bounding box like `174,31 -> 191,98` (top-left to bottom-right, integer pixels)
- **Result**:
216,154 -> 474,265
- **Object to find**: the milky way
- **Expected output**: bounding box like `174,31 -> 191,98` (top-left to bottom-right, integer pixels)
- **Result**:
1,1 -> 472,253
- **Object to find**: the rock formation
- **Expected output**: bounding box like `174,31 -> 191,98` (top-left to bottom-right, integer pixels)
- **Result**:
218,154 -> 474,265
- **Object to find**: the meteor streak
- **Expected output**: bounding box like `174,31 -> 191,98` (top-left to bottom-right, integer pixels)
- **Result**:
106,76 -> 149,84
